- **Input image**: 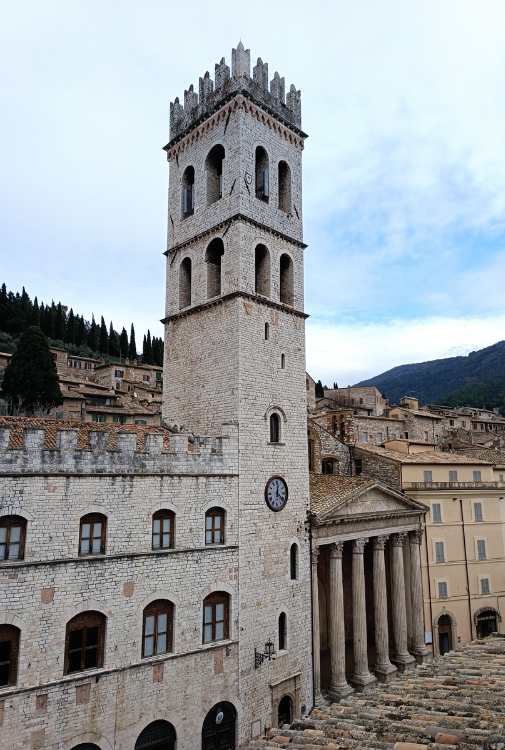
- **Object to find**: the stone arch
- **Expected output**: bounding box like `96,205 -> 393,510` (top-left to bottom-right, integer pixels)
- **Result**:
66,733 -> 113,750
278,160 -> 291,213
255,244 -> 271,297
181,165 -> 194,218
432,609 -> 458,656
255,146 -> 269,202
179,257 -> 192,309
277,693 -> 294,726
279,253 -> 294,305
205,237 -> 224,298
474,606 -> 501,638
205,144 -> 225,205
202,701 -> 237,750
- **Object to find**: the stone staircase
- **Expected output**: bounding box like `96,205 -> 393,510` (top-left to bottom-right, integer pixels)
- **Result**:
245,638 -> 505,749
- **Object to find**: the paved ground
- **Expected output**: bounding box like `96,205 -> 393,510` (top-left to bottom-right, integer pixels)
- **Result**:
246,637 -> 505,749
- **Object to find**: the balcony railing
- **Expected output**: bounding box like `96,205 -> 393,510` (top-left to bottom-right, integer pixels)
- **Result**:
404,481 -> 505,490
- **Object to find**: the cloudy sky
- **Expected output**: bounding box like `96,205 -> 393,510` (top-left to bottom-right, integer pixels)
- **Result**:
2,1 -> 505,384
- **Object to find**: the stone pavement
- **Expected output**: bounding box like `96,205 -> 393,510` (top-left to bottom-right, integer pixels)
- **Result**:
246,637 -> 505,749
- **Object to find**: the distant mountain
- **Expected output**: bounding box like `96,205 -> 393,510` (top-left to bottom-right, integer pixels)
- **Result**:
356,340 -> 505,411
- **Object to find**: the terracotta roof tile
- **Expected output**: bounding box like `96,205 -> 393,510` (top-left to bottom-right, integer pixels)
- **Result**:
354,443 -> 494,465
310,473 -> 377,517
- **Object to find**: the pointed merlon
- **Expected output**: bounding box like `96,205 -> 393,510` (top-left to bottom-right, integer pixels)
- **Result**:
232,42 -> 250,79
253,57 -> 268,92
199,71 -> 214,103
215,56 -> 230,91
270,71 -> 285,104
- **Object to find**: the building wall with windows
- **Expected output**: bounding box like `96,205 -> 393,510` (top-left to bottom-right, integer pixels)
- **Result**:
0,421 -> 243,750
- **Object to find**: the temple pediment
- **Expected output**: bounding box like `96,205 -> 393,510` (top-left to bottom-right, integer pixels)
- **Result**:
310,473 -> 427,525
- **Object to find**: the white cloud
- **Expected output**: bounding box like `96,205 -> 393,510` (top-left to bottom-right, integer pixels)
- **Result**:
306,314 -> 505,386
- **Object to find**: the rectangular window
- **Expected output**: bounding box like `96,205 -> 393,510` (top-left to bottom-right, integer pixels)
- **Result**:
114,369 -> 124,378
435,541 -> 445,563
377,432 -> 383,443
113,415 -> 126,424
361,432 -> 368,443
474,502 -> 483,522
449,470 -> 458,482
424,470 -> 433,483
473,470 -> 482,482
135,419 -> 147,425
480,577 -> 490,595
438,580 -> 448,599
91,414 -> 106,423
432,503 -> 442,524
477,539 -> 487,560
143,374 -> 150,382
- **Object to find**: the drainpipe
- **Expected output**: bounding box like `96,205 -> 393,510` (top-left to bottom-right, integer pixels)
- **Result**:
424,523 -> 434,655
456,497 -> 473,640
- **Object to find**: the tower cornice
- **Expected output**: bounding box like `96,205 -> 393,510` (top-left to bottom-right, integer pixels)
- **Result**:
164,213 -> 307,258
161,290 -> 308,325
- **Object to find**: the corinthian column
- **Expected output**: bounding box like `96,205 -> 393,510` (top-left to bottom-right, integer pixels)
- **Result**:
351,538 -> 376,689
403,538 -> 413,650
409,530 -> 429,662
390,534 -> 415,669
311,546 -> 324,706
328,542 -> 353,699
372,536 -> 397,680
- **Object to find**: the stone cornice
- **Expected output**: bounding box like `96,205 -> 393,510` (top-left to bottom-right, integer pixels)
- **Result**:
161,290 -> 308,324
164,213 -> 307,257
164,90 -> 307,157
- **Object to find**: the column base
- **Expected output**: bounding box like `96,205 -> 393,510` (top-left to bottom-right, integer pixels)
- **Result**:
313,692 -> 328,708
327,681 -> 354,701
350,671 -> 377,690
413,646 -> 431,665
374,662 -> 397,682
392,652 -> 416,672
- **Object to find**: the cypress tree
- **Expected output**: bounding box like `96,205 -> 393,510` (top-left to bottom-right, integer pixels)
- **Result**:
315,379 -> 324,398
87,315 -> 99,352
1,326 -> 63,414
119,327 -> 129,359
75,316 -> 86,347
54,302 -> 65,341
48,302 -> 57,339
31,297 -> 41,327
109,322 -> 120,357
128,324 -> 137,360
65,308 -> 76,344
99,316 -> 109,354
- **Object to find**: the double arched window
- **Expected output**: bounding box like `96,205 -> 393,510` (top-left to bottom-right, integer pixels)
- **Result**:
0,624 -> 20,686
206,145 -> 225,205
64,611 -> 106,675
206,238 -> 224,298
203,592 -> 229,644
142,600 -> 174,657
179,257 -> 192,309
0,515 -> 26,561
255,146 -> 269,202
79,514 -> 106,556
205,508 -> 225,545
181,166 -> 194,218
152,510 -> 175,550
278,161 -> 291,213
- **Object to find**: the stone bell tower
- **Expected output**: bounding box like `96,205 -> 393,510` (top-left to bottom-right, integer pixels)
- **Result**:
162,43 -> 312,740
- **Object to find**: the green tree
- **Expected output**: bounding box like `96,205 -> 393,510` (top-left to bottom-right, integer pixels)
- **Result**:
128,323 -> 137,360
31,297 -> 41,327
87,315 -> 99,352
119,327 -> 129,359
65,308 -> 76,345
315,379 -> 324,398
143,330 -> 153,364
109,322 -> 120,357
99,316 -> 109,354
1,326 -> 63,414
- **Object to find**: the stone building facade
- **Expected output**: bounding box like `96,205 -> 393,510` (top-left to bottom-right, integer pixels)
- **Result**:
0,43 -> 312,750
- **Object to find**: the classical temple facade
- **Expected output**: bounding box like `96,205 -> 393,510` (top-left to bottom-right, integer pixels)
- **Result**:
309,475 -> 429,701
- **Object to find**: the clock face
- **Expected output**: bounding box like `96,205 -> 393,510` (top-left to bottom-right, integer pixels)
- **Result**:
265,476 -> 288,512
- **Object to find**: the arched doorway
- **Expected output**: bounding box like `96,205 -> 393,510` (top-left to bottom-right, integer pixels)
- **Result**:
277,695 -> 293,727
202,702 -> 236,750
438,614 -> 453,655
72,745 -> 101,750
475,608 -> 499,639
135,720 -> 176,750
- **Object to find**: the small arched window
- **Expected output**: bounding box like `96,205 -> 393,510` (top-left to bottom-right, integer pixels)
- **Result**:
0,515 -> 26,561
322,458 -> 336,475
179,257 -> 192,309
64,611 -> 106,674
206,144 -> 225,205
264,322 -> 270,340
270,413 -> 281,444
278,161 -> 291,213
152,510 -> 175,550
142,600 -> 174,658
280,254 -> 294,305
255,244 -> 271,297
206,238 -> 224,298
0,624 -> 20,686
281,353 -> 285,369
255,146 -> 269,202
205,508 -> 225,545
290,543 -> 298,580
79,514 -> 106,556
278,612 -> 287,651
203,592 -> 229,644
181,166 -> 195,218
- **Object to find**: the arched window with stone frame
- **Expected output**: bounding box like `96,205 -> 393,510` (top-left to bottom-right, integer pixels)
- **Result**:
278,160 -> 291,213
255,244 -> 271,297
64,611 -> 106,675
270,412 -> 281,444
78,513 -> 106,556
142,600 -> 174,658
181,165 -> 195,218
152,509 -> 175,550
255,146 -> 269,202
0,515 -> 27,561
279,253 -> 294,305
205,507 -> 226,545
278,611 -> 287,651
202,592 -> 230,644
179,257 -> 192,309
290,543 -> 298,580
205,144 -> 225,205
0,624 -> 20,687
205,237 -> 224,298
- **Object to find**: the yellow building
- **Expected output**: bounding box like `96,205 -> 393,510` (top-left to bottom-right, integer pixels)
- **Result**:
353,440 -> 505,655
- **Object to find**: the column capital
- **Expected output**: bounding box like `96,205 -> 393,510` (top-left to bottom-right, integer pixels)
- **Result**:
352,537 -> 368,554
390,532 -> 408,548
373,535 -> 389,550
329,541 -> 344,559
311,546 -> 320,566
409,529 -> 423,545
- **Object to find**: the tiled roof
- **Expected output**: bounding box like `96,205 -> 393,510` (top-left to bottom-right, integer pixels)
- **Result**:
354,443 -> 494,465
455,447 -> 505,466
310,473 -> 378,517
389,406 -> 443,419
0,416 -> 172,450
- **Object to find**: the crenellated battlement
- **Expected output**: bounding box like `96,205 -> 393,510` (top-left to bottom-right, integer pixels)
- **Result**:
168,42 -> 302,144
0,418 -> 238,475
